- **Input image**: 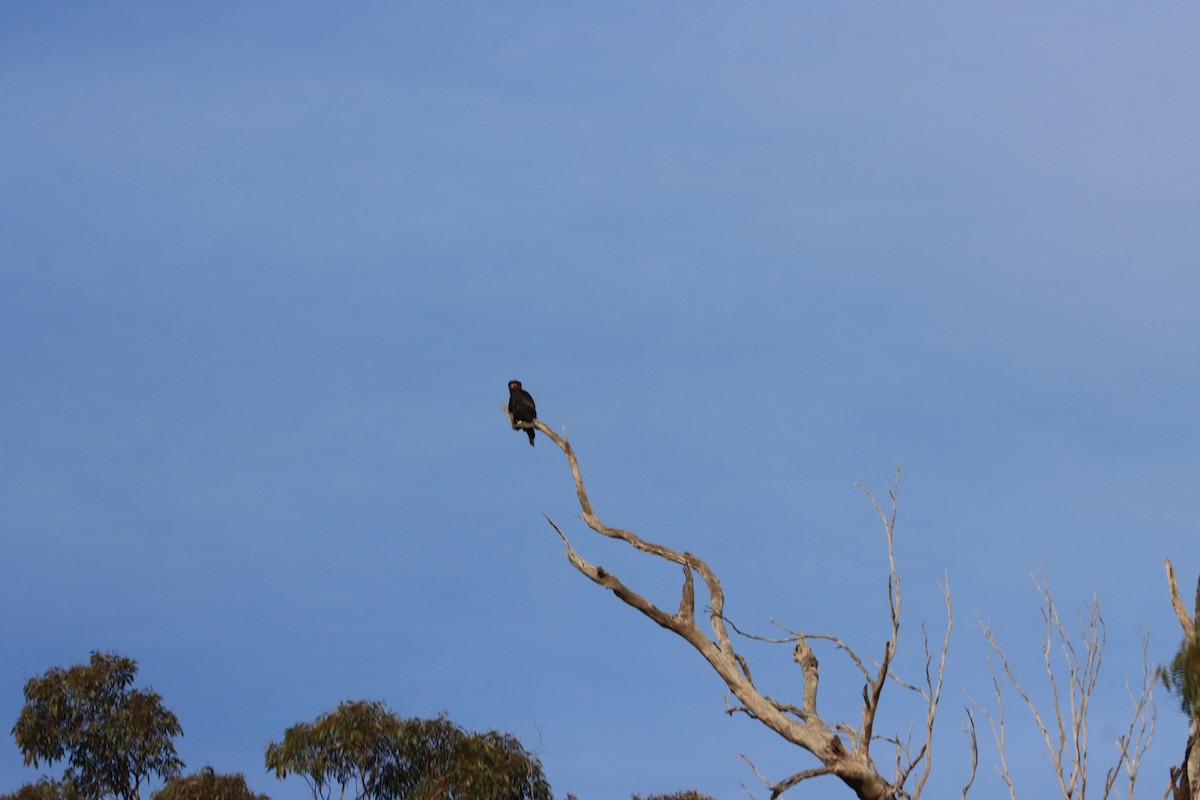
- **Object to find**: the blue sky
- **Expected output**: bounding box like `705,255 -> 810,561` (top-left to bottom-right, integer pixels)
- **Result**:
2,3 -> 1198,798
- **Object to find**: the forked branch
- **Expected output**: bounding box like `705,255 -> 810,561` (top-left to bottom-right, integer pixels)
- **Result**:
504,408 -> 953,800
975,581 -> 1155,800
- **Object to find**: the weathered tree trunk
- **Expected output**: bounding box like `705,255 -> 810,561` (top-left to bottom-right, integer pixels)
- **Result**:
1165,562 -> 1200,800
1188,720 -> 1200,799
1167,722 -> 1198,800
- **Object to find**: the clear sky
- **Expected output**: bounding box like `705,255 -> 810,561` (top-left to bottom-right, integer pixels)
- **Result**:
2,3 -> 1198,798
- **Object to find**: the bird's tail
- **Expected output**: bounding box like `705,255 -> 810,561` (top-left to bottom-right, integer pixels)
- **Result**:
526,428 -> 535,446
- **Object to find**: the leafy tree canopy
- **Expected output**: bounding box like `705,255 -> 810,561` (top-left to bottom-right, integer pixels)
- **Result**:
11,652 -> 183,800
0,778 -> 82,800
264,700 -> 551,800
151,768 -> 269,800
1162,632 -> 1200,718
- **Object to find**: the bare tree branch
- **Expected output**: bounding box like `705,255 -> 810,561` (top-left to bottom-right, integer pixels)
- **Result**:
1099,632 -> 1156,800
965,670 -> 1017,800
976,582 -> 1154,800
1163,559 -> 1200,800
961,708 -> 979,800
508,409 -> 922,800
855,476 -> 904,763
770,765 -> 838,798
895,579 -> 954,797
1165,560 -> 1195,640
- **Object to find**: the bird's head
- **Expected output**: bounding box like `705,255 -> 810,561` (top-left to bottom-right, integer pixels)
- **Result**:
508,380 -> 522,391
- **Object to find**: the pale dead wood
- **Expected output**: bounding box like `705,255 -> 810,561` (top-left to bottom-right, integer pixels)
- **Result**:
960,708 -> 979,800
1100,633 -> 1156,800
740,753 -> 836,800
1165,560 -> 1195,640
976,580 -> 1155,800
896,579 -> 954,798
964,669 -> 1017,800
855,477 -> 903,766
506,407 -> 956,800
1163,559 -> 1200,800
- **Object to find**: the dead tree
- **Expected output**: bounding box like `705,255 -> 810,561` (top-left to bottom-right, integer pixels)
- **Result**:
504,411 -> 953,800
1165,560 -> 1200,800
970,579 -> 1156,800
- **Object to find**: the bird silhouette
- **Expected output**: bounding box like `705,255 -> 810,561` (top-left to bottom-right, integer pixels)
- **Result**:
507,380 -> 537,446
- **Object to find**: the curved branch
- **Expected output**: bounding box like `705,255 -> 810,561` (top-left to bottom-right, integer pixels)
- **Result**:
1166,559 -> 1196,639
508,409 -> 907,800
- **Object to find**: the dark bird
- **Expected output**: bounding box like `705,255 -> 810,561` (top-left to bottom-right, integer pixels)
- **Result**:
507,380 -> 537,446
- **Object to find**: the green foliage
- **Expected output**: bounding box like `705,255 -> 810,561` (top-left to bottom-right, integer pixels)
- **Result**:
0,778 -> 83,800
151,768 -> 270,800
630,792 -> 717,800
265,700 -> 405,799
1161,631 -> 1200,718
264,700 -> 551,800
11,652 -> 184,800
392,724 -> 552,800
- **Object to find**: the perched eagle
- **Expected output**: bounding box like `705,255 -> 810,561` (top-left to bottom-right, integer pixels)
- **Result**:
507,380 -> 537,446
